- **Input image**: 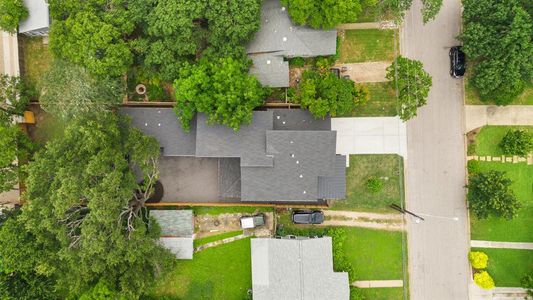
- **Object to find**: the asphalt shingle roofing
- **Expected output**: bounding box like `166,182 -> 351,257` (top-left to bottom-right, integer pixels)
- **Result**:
246,0 -> 337,87
120,108 -> 346,202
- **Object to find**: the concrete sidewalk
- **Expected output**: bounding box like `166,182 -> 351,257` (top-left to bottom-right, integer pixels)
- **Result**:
352,280 -> 404,288
471,240 -> 533,250
337,21 -> 397,30
465,105 -> 533,132
1,31 -> 20,76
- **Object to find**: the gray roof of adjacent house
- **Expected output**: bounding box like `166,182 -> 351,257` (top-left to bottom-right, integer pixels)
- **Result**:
120,108 -> 346,202
19,0 -> 50,34
159,237 -> 193,260
246,0 -> 337,87
251,237 -> 350,300
150,210 -> 194,260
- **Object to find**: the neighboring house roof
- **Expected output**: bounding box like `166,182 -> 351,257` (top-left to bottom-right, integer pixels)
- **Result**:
19,0 -> 49,34
246,0 -> 337,87
150,210 -> 194,260
251,237 -> 350,300
120,108 -> 346,202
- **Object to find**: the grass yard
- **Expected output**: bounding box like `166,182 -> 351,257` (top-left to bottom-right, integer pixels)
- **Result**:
470,162 -> 533,242
344,227 -> 404,280
193,230 -> 243,248
18,36 -> 52,93
345,82 -> 397,117
474,126 -> 533,156
465,71 -> 533,105
331,154 -> 404,212
358,287 -> 404,300
471,248 -> 533,287
150,238 -> 251,299
339,29 -> 397,63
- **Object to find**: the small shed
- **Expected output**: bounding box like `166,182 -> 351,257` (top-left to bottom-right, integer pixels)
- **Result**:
18,0 -> 50,36
151,210 -> 194,260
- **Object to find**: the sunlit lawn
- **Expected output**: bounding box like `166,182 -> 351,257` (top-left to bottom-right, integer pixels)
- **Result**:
339,29 -> 397,63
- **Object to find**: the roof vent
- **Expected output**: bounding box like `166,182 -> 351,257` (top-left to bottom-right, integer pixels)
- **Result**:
158,123 -> 161,127
299,174 -> 303,178
282,121 -> 286,124
290,153 -> 295,158
296,160 -> 299,164
290,140 -> 294,144
281,6 -> 286,11
144,123 -> 148,126
267,60 -> 271,64
282,37 -> 287,42
276,115 -> 280,119
303,190 -> 306,194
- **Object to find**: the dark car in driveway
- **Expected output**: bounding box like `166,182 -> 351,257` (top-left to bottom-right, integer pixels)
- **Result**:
292,210 -> 324,224
449,46 -> 466,78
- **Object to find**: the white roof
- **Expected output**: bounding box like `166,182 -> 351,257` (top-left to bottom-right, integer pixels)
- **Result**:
241,217 -> 256,229
19,0 -> 49,33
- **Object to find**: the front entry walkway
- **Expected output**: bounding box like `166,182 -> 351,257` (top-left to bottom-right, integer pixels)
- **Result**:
471,240 -> 533,250
331,117 -> 407,164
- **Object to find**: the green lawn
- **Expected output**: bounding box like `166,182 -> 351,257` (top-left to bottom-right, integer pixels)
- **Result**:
339,29 -> 397,63
193,231 -> 243,248
475,126 -> 533,156
344,227 -> 404,280
331,154 -> 404,212
358,288 -> 405,300
343,82 -> 397,117
465,71 -> 533,105
470,162 -> 533,242
18,36 -> 52,94
150,238 -> 251,299
471,248 -> 533,287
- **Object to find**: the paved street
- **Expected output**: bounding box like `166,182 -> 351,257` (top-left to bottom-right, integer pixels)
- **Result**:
402,0 -> 471,299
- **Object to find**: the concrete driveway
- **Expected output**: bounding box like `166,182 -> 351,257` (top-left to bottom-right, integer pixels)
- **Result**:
331,117 -> 407,163
402,0 -> 470,299
465,105 -> 533,132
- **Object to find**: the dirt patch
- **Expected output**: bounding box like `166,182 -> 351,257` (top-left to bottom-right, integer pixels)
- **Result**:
195,212 -> 274,238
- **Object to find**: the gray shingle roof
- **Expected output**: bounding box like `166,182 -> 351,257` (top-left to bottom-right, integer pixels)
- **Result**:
150,210 -> 193,237
160,237 -> 193,260
318,155 -> 347,199
246,0 -> 337,87
271,108 -> 331,131
120,108 -> 196,156
251,237 -> 350,300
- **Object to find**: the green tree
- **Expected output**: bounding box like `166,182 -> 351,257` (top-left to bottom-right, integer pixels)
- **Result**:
294,70 -> 368,118
282,0 -> 362,29
467,170 -> 521,220
375,0 -> 412,22
173,56 -> 268,131
499,129 -> 533,156
10,113 -> 175,298
0,0 -> 28,33
386,56 -> 432,121
421,0 -> 443,23
460,0 -> 533,105
0,74 -> 29,123
0,124 -> 20,194
40,60 -> 124,120
522,272 -> 533,297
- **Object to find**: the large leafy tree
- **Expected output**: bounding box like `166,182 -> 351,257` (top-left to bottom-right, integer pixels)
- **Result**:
467,170 -> 521,220
174,56 -> 268,131
0,0 -> 28,33
1,113 -> 175,298
460,0 -> 533,105
294,70 -> 368,118
386,56 -> 432,121
40,60 -> 123,120
0,74 -> 29,122
282,0 -> 362,29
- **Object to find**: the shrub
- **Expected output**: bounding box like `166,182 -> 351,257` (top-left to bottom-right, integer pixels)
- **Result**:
521,272 -> 533,297
327,228 -> 356,281
467,160 -> 480,175
366,176 -> 384,194
474,271 -> 495,289
146,84 -> 168,102
289,57 -> 305,68
468,251 -> 488,269
467,143 -> 476,155
0,0 -> 28,33
499,129 -> 533,156
315,56 -> 332,71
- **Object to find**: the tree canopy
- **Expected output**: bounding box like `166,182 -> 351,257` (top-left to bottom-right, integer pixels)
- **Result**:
460,0 -> 533,105
282,0 -> 362,29
40,60 -> 124,120
293,70 -> 368,118
467,170 -> 521,220
173,56 -> 268,131
0,113 -> 175,298
386,56 -> 432,121
0,74 -> 29,122
0,0 -> 28,33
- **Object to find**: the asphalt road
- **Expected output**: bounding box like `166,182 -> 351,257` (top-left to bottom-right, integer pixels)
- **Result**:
401,0 -> 471,299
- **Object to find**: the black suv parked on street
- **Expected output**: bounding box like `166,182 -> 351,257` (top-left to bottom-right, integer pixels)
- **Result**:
449,46 -> 466,78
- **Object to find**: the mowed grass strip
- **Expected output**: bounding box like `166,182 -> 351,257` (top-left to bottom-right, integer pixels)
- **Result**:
471,248 -> 533,287
339,29 -> 397,63
344,227 -> 404,280
331,154 -> 403,212
470,162 -> 533,242
193,230 -> 243,248
19,36 -> 52,92
358,287 -> 405,300
150,238 -> 251,299
344,82 -> 397,117
475,126 -> 533,157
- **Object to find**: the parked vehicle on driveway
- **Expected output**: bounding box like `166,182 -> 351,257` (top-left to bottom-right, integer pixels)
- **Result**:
292,210 -> 324,224
240,213 -> 266,229
449,46 -> 466,78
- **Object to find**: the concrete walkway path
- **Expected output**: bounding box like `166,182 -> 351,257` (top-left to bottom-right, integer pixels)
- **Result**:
352,280 -> 404,288
471,240 -> 533,250
465,105 -> 533,133
335,61 -> 390,83
337,21 -> 397,30
470,284 -> 531,300
194,234 -> 248,252
0,31 -> 20,76
321,210 -> 405,231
